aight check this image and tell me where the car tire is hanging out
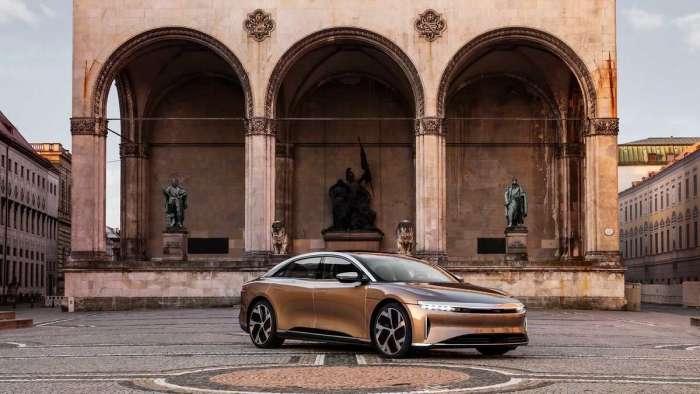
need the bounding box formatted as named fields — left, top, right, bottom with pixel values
left=476, top=346, right=516, bottom=356
left=248, top=299, right=284, bottom=348
left=371, top=302, right=412, bottom=358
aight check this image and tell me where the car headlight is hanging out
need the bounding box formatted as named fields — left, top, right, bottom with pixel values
left=418, top=301, right=457, bottom=312
left=515, top=304, right=526, bottom=313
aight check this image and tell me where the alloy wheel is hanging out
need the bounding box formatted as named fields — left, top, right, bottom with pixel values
left=249, top=303, right=272, bottom=345
left=374, top=307, right=408, bottom=356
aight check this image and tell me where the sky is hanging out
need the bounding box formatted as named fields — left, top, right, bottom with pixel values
left=0, top=0, right=699, bottom=227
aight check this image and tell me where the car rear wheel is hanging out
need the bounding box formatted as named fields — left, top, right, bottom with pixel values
left=476, top=346, right=516, bottom=356
left=248, top=300, right=284, bottom=348
left=371, top=302, right=412, bottom=358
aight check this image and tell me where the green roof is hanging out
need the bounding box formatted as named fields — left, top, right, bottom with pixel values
left=618, top=144, right=691, bottom=165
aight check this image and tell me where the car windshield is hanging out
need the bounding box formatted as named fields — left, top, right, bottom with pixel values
left=355, top=254, right=457, bottom=283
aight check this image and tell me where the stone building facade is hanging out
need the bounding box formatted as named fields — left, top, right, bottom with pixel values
left=32, top=143, right=72, bottom=295
left=620, top=144, right=700, bottom=284
left=68, top=0, right=623, bottom=310
left=618, top=137, right=699, bottom=191
left=0, top=113, right=60, bottom=298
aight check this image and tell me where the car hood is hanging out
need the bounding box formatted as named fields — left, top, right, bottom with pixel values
left=379, top=282, right=520, bottom=305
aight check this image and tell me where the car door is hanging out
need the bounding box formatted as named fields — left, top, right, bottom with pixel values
left=266, top=256, right=321, bottom=331
left=314, top=256, right=368, bottom=340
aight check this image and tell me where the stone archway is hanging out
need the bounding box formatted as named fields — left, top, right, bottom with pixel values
left=89, top=27, right=253, bottom=260
left=265, top=27, right=425, bottom=119
left=437, top=27, right=600, bottom=263
left=265, top=28, right=425, bottom=254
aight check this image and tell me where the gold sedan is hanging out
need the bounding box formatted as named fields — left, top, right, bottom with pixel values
left=239, top=252, right=528, bottom=358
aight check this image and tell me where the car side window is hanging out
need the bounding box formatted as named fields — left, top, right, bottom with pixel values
left=273, top=257, right=321, bottom=279
left=321, top=256, right=362, bottom=280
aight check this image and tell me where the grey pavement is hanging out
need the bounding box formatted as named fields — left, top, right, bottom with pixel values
left=0, top=305, right=698, bottom=393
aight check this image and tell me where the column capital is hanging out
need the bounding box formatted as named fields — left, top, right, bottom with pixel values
left=119, top=143, right=149, bottom=159
left=245, top=117, right=276, bottom=136
left=70, top=117, right=107, bottom=136
left=415, top=117, right=445, bottom=136
left=587, top=117, right=619, bottom=137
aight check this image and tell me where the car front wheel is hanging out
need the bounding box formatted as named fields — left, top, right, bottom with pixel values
left=371, top=302, right=412, bottom=358
left=248, top=300, right=284, bottom=348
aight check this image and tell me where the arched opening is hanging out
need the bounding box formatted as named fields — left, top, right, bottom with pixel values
left=440, top=28, right=593, bottom=263
left=269, top=29, right=423, bottom=253
left=96, top=28, right=251, bottom=260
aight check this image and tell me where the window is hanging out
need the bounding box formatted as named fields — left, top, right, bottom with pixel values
left=696, top=221, right=698, bottom=248
left=655, top=195, right=658, bottom=211
left=321, top=256, right=362, bottom=279
left=679, top=226, right=683, bottom=249
left=694, top=175, right=698, bottom=196
left=661, top=193, right=664, bottom=209
left=687, top=223, right=691, bottom=249
left=686, top=179, right=690, bottom=199
left=679, top=183, right=682, bottom=202
left=655, top=233, right=659, bottom=254
left=661, top=231, right=665, bottom=253
left=272, top=257, right=321, bottom=279
left=667, top=229, right=670, bottom=251
left=356, top=254, right=456, bottom=283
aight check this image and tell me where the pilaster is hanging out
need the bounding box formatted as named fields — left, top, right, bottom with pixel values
left=244, top=118, right=276, bottom=259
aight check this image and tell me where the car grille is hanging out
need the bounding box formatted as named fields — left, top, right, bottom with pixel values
left=441, top=333, right=528, bottom=345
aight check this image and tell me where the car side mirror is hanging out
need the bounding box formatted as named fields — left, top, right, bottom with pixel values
left=454, top=274, right=464, bottom=283
left=336, top=271, right=363, bottom=283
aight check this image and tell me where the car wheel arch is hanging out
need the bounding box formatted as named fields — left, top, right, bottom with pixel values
left=369, top=298, right=412, bottom=339
left=247, top=296, right=276, bottom=321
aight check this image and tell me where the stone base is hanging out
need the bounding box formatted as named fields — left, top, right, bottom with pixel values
left=323, top=231, right=383, bottom=251
left=64, top=269, right=265, bottom=312
left=161, top=232, right=188, bottom=261
left=449, top=266, right=626, bottom=310
left=505, top=226, right=528, bottom=265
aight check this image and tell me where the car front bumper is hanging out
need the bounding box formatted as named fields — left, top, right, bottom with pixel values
left=406, top=304, right=528, bottom=348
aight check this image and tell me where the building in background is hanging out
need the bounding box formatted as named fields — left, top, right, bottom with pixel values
left=32, top=143, right=71, bottom=295
left=0, top=112, right=60, bottom=298
left=68, top=0, right=623, bottom=311
left=618, top=137, right=700, bottom=191
left=620, top=142, right=700, bottom=284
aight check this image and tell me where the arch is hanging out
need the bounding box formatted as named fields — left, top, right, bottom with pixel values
left=436, top=27, right=597, bottom=119
left=265, top=27, right=425, bottom=118
left=92, top=27, right=253, bottom=119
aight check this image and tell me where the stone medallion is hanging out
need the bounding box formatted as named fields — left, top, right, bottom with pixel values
left=142, top=363, right=522, bottom=393
left=244, top=9, right=275, bottom=42
left=415, top=9, right=446, bottom=42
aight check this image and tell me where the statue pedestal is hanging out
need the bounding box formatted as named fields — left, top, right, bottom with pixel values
left=162, top=231, right=188, bottom=261
left=505, top=226, right=528, bottom=266
left=323, top=231, right=383, bottom=252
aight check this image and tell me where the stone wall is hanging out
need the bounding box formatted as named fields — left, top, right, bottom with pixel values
left=452, top=267, right=626, bottom=309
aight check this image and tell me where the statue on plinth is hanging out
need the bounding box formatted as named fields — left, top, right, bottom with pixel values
left=323, top=139, right=379, bottom=233
left=396, top=220, right=415, bottom=255
left=163, top=178, right=187, bottom=232
left=504, top=177, right=527, bottom=229
left=271, top=220, right=288, bottom=255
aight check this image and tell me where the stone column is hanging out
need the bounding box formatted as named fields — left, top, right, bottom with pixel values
left=244, top=118, right=275, bottom=261
left=414, top=117, right=447, bottom=263
left=275, top=142, right=293, bottom=251
left=584, top=118, right=620, bottom=266
left=70, top=117, right=108, bottom=261
left=119, top=142, right=148, bottom=260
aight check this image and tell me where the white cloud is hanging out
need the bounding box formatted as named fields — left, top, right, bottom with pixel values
left=675, top=13, right=700, bottom=53
left=0, top=0, right=40, bottom=25
left=39, top=3, right=55, bottom=19
left=623, top=8, right=665, bottom=30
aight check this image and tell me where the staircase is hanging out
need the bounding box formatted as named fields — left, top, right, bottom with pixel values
left=0, top=311, right=33, bottom=330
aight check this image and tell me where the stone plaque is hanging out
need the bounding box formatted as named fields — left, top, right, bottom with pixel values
left=162, top=232, right=188, bottom=261
left=323, top=231, right=383, bottom=252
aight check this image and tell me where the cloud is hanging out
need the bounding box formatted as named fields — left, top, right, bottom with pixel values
left=675, top=13, right=700, bottom=53
left=622, top=8, right=665, bottom=30
left=0, top=0, right=54, bottom=26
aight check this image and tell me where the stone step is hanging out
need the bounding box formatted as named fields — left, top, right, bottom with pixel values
left=0, top=318, right=33, bottom=330
left=0, top=311, right=16, bottom=320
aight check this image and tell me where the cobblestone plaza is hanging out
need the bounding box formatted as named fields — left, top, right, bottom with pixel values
left=0, top=307, right=698, bottom=393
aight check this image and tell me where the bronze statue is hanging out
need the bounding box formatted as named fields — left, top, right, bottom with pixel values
left=324, top=140, right=379, bottom=233
left=163, top=178, right=187, bottom=231
left=505, top=177, right=527, bottom=228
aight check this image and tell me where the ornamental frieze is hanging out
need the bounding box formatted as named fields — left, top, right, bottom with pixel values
left=119, top=143, right=149, bottom=158
left=415, top=117, right=445, bottom=136
left=245, top=117, right=275, bottom=135
left=70, top=117, right=106, bottom=136
left=244, top=9, right=275, bottom=42
left=588, top=118, right=619, bottom=136
left=415, top=9, right=446, bottom=42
